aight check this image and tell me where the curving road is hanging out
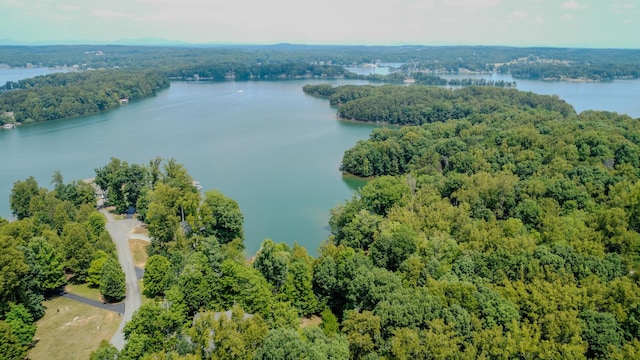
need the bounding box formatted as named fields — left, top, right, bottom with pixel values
left=101, top=209, right=143, bottom=350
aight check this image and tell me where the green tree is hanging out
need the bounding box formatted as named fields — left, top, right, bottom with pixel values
left=178, top=252, right=215, bottom=316
left=303, top=326, right=350, bottom=360
left=370, top=222, right=417, bottom=272
left=100, top=257, right=126, bottom=302
left=87, top=251, right=109, bottom=288
left=266, top=301, right=300, bottom=330
left=347, top=266, right=402, bottom=312
left=144, top=254, right=172, bottom=297
left=320, top=307, right=339, bottom=336
left=90, top=340, right=119, bottom=360
left=218, top=260, right=273, bottom=317
left=10, top=176, right=40, bottom=220
left=0, top=235, right=29, bottom=314
left=359, top=176, right=410, bottom=216
left=95, top=157, right=150, bottom=213
left=60, top=222, right=95, bottom=281
left=254, top=328, right=307, bottom=360
left=200, top=190, right=244, bottom=243
left=338, top=209, right=382, bottom=250
left=282, top=258, right=318, bottom=316
left=19, top=236, right=66, bottom=293
left=0, top=320, right=26, bottom=360
left=341, top=310, right=382, bottom=360
left=84, top=212, right=107, bottom=239
left=476, top=285, right=520, bottom=330
left=5, top=303, right=36, bottom=349
left=580, top=310, right=624, bottom=358
left=253, top=239, right=290, bottom=292
left=190, top=306, right=268, bottom=360
left=52, top=200, right=78, bottom=234
left=147, top=201, right=179, bottom=255
left=123, top=301, right=185, bottom=355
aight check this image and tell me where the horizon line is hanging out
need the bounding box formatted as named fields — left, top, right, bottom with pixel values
left=0, top=38, right=639, bottom=51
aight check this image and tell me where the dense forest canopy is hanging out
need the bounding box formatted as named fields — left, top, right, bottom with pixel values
left=304, top=84, right=574, bottom=126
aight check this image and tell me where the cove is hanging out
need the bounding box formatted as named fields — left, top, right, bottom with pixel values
left=0, top=72, right=375, bottom=254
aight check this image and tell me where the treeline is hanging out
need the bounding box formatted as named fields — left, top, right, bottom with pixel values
left=1, top=173, right=122, bottom=358
left=446, top=77, right=516, bottom=87
left=3, top=45, right=640, bottom=82
left=0, top=69, right=169, bottom=123
left=499, top=62, right=640, bottom=81
left=303, top=84, right=573, bottom=126
left=357, top=72, right=516, bottom=88
left=167, top=62, right=351, bottom=81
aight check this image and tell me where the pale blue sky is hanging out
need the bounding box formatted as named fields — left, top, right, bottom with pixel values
left=0, top=0, right=638, bottom=48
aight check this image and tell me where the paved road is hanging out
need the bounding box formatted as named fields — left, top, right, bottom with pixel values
left=62, top=292, right=125, bottom=314
left=101, top=210, right=143, bottom=350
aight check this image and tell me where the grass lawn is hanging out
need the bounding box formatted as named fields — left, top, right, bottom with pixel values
left=129, top=238, right=150, bottom=268
left=65, top=283, right=102, bottom=302
left=29, top=297, right=120, bottom=360
left=131, top=224, right=149, bottom=235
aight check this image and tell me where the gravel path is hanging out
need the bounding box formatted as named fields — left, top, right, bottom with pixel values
left=101, top=210, right=143, bottom=350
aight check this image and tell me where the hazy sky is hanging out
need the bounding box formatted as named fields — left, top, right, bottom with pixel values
left=1, top=0, right=638, bottom=48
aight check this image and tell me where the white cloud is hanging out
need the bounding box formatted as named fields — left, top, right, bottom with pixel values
left=562, top=1, right=589, bottom=10
left=535, top=16, right=545, bottom=23
left=511, top=11, right=528, bottom=19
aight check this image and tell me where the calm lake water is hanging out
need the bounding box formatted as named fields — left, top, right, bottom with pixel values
left=1, top=68, right=639, bottom=254
left=441, top=73, right=640, bottom=118
left=0, top=68, right=373, bottom=254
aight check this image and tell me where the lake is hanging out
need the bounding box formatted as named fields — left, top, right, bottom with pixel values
left=441, top=73, right=640, bottom=117
left=1, top=68, right=639, bottom=255
left=0, top=68, right=375, bottom=254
